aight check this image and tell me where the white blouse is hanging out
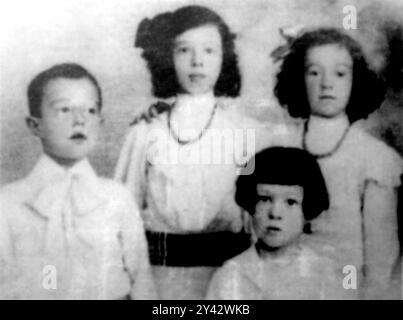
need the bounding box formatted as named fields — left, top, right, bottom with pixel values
left=115, top=99, right=290, bottom=233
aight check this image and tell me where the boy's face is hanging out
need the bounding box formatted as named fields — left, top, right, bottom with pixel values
left=253, top=184, right=304, bottom=249
left=173, top=24, right=223, bottom=96
left=28, top=77, right=102, bottom=166
left=304, top=44, right=353, bottom=119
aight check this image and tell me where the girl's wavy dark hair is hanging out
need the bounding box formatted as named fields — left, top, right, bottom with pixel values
left=135, top=5, right=241, bottom=98
left=274, top=28, right=386, bottom=123
left=235, top=147, right=329, bottom=222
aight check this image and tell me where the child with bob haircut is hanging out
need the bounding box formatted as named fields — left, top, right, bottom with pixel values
left=115, top=5, right=284, bottom=299
left=0, top=63, right=156, bottom=299
left=206, top=147, right=351, bottom=299
left=274, top=27, right=402, bottom=298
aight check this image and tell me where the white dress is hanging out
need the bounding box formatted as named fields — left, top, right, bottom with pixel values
left=206, top=241, right=353, bottom=300
left=115, top=98, right=290, bottom=299
left=290, top=116, right=402, bottom=294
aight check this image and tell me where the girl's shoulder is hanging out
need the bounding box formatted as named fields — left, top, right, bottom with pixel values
left=207, top=247, right=260, bottom=300
left=213, top=98, right=244, bottom=125
left=129, top=100, right=172, bottom=127
left=124, top=101, right=171, bottom=138
left=348, top=124, right=403, bottom=186
left=348, top=124, right=401, bottom=159
left=296, top=243, right=341, bottom=282
left=224, top=246, right=262, bottom=278
left=116, top=104, right=169, bottom=166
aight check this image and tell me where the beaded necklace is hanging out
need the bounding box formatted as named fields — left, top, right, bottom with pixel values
left=302, top=119, right=351, bottom=159
left=167, top=103, right=217, bottom=145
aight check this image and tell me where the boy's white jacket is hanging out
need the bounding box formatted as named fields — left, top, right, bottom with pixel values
left=0, top=154, right=156, bottom=300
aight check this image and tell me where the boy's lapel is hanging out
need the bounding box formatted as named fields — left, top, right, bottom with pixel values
left=24, top=156, right=108, bottom=254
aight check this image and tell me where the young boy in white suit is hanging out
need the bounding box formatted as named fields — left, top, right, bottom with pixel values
left=0, top=63, right=156, bottom=299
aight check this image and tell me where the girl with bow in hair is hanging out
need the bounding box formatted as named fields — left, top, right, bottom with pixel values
left=274, top=27, right=402, bottom=298
left=115, top=5, right=284, bottom=299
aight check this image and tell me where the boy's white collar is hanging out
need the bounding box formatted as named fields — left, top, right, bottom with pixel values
left=26, top=154, right=104, bottom=220
left=28, top=154, right=98, bottom=189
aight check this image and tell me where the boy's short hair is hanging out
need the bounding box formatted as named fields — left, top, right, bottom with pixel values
left=27, top=63, right=102, bottom=118
left=274, top=28, right=386, bottom=123
left=134, top=5, right=241, bottom=98
left=235, top=147, right=329, bottom=221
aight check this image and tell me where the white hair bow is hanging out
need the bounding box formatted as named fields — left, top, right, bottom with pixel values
left=271, top=25, right=306, bottom=62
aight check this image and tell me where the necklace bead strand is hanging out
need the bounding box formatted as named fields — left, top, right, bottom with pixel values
left=302, top=119, right=351, bottom=159
left=167, top=103, right=218, bottom=146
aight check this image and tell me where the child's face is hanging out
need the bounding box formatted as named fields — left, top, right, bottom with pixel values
left=29, top=77, right=101, bottom=166
left=173, top=24, right=223, bottom=96
left=253, top=184, right=304, bottom=249
left=304, top=44, right=353, bottom=118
